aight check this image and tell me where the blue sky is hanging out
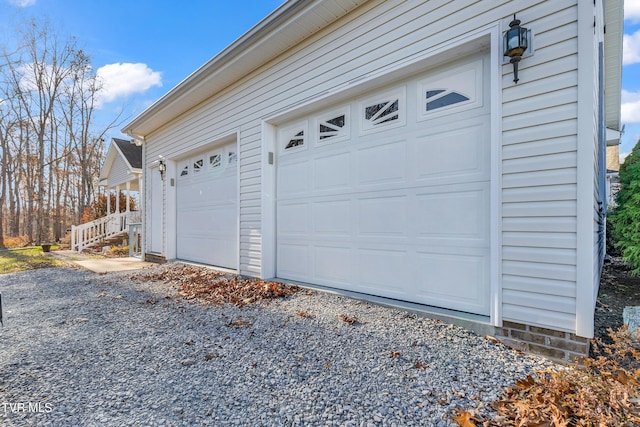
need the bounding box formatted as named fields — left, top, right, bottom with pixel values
left=622, top=1, right=640, bottom=160
left=0, top=0, right=284, bottom=137
left=0, top=0, right=638, bottom=160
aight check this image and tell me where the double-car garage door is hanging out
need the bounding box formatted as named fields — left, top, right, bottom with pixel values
left=276, top=55, right=491, bottom=315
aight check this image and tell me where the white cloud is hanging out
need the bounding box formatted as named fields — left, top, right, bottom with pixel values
left=620, top=152, right=630, bottom=164
left=7, top=0, right=36, bottom=7
left=623, top=30, right=640, bottom=65
left=622, top=90, right=640, bottom=124
left=626, top=0, right=640, bottom=23
left=95, top=63, right=162, bottom=107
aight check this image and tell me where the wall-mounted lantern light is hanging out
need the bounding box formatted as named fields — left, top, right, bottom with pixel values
left=503, top=14, right=528, bottom=83
left=158, top=159, right=166, bottom=180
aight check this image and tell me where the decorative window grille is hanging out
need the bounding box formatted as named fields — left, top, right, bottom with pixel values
left=285, top=130, right=305, bottom=150
left=360, top=88, right=405, bottom=133
left=193, top=158, right=204, bottom=173
left=319, top=115, right=346, bottom=140
left=209, top=153, right=221, bottom=168
left=180, top=164, right=189, bottom=177
left=365, top=100, right=399, bottom=126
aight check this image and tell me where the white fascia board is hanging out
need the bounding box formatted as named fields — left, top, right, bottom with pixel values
left=604, top=0, right=623, bottom=130
left=98, top=143, right=119, bottom=181
left=606, top=127, right=621, bottom=146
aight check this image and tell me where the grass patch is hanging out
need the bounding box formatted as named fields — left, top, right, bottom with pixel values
left=0, top=246, right=65, bottom=274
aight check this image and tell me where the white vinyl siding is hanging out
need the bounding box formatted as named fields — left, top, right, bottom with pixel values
left=138, top=0, right=600, bottom=335
left=105, top=155, right=133, bottom=188
left=501, top=2, right=580, bottom=332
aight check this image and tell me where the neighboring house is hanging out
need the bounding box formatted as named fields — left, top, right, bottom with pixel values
left=606, top=169, right=621, bottom=208
left=122, top=0, right=624, bottom=361
left=98, top=137, right=143, bottom=198
left=71, top=138, right=142, bottom=252
left=605, top=143, right=621, bottom=207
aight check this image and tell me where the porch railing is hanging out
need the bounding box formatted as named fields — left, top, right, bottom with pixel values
left=71, top=211, right=141, bottom=252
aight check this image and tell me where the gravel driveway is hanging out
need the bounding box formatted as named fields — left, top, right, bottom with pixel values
left=0, top=265, right=555, bottom=426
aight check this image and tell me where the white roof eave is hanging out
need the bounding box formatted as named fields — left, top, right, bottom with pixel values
left=604, top=0, right=623, bottom=132
left=122, top=0, right=366, bottom=138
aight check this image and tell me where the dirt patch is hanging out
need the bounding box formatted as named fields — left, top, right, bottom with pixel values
left=594, top=257, right=640, bottom=346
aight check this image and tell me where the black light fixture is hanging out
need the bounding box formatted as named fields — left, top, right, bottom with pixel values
left=503, top=14, right=528, bottom=83
left=158, top=159, right=166, bottom=180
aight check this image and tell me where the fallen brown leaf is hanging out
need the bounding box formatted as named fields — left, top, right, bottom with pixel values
left=296, top=310, right=313, bottom=318
left=452, top=409, right=480, bottom=427
left=228, top=318, right=252, bottom=327
left=339, top=314, right=357, bottom=325
left=131, top=265, right=301, bottom=306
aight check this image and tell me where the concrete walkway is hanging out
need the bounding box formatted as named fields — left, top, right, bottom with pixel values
left=49, top=250, right=156, bottom=274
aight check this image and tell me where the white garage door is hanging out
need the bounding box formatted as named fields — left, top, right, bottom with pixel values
left=276, top=55, right=491, bottom=315
left=176, top=142, right=238, bottom=269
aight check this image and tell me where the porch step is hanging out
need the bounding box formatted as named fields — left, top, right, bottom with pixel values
left=144, top=253, right=167, bottom=264
left=81, top=233, right=129, bottom=254
left=71, top=211, right=141, bottom=252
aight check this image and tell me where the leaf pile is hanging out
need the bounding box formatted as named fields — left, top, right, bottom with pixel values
left=132, top=264, right=300, bottom=306
left=454, top=327, right=640, bottom=426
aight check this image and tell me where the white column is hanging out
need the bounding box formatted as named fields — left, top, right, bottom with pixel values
left=106, top=188, right=111, bottom=215
left=126, top=181, right=131, bottom=213
left=115, top=185, right=120, bottom=213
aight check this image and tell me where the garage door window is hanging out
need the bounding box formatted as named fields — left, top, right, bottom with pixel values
left=193, top=158, right=204, bottom=174
left=228, top=151, right=237, bottom=164
left=209, top=152, right=222, bottom=169
left=360, top=87, right=405, bottom=133
left=425, top=90, right=470, bottom=111
left=418, top=59, right=482, bottom=120
left=179, top=162, right=189, bottom=178
left=317, top=108, right=349, bottom=144
left=285, top=131, right=305, bottom=149
left=281, top=121, right=308, bottom=153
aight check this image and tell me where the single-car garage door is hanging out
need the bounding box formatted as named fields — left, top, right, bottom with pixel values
left=176, top=142, right=238, bottom=269
left=276, top=55, right=491, bottom=315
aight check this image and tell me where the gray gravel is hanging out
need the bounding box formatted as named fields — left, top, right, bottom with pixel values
left=0, top=265, right=556, bottom=426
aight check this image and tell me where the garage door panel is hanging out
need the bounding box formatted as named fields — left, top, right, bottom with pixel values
left=178, top=206, right=236, bottom=231
left=357, top=195, right=408, bottom=237
left=414, top=186, right=488, bottom=240
left=415, top=251, right=489, bottom=314
left=312, top=200, right=351, bottom=236
left=314, top=245, right=353, bottom=285
left=313, top=151, right=351, bottom=191
left=414, top=121, right=490, bottom=183
left=356, top=138, right=408, bottom=186
left=278, top=161, right=310, bottom=198
left=357, top=248, right=410, bottom=295
left=277, top=243, right=310, bottom=279
left=209, top=174, right=237, bottom=200
left=178, top=235, right=236, bottom=267
left=277, top=202, right=310, bottom=235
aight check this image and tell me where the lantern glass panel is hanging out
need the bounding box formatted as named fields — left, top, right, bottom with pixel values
left=504, top=27, right=527, bottom=57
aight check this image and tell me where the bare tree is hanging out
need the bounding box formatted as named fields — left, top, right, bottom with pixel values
left=0, top=18, right=117, bottom=245
left=62, top=48, right=107, bottom=221
left=0, top=16, right=120, bottom=246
